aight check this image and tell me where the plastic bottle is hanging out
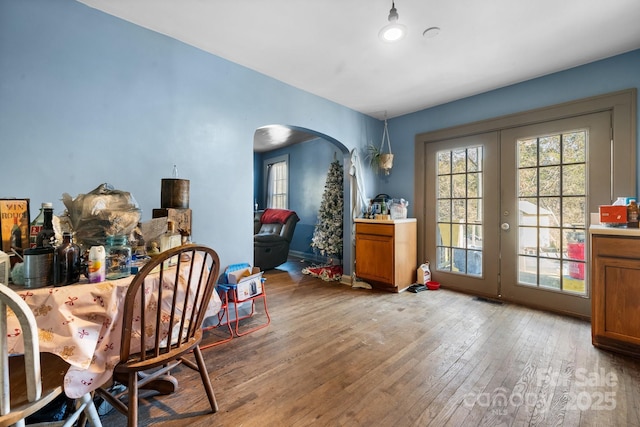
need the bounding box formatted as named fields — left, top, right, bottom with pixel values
left=88, top=245, right=106, bottom=283
left=417, top=261, right=432, bottom=285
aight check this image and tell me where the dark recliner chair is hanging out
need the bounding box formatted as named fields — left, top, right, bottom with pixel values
left=254, top=209, right=300, bottom=270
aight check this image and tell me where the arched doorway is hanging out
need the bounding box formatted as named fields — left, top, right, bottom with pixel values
left=253, top=124, right=353, bottom=278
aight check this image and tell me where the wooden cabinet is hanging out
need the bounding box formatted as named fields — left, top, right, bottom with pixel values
left=591, top=230, right=640, bottom=357
left=355, top=219, right=416, bottom=292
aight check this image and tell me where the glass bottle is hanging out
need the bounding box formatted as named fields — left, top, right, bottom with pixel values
left=627, top=200, right=639, bottom=228
left=30, top=202, right=51, bottom=248
left=10, top=216, right=23, bottom=252
left=160, top=221, right=181, bottom=266
left=105, top=235, right=131, bottom=280
left=35, top=205, right=56, bottom=247
left=56, top=232, right=81, bottom=285
left=132, top=222, right=147, bottom=258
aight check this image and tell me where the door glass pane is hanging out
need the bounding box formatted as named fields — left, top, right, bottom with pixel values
left=438, top=175, right=450, bottom=198
left=436, top=146, right=483, bottom=277
left=518, top=169, right=537, bottom=196
left=437, top=246, right=450, bottom=271
left=437, top=200, right=450, bottom=222
left=438, top=151, right=451, bottom=174
left=516, top=130, right=587, bottom=295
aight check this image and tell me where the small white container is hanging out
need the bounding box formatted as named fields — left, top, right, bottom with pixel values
left=417, top=261, right=431, bottom=285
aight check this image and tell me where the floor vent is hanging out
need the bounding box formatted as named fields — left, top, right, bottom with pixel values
left=473, top=296, right=503, bottom=305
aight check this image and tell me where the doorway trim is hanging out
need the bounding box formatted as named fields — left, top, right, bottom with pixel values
left=414, top=89, right=636, bottom=305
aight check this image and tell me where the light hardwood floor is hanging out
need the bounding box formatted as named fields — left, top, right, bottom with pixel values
left=100, top=259, right=640, bottom=426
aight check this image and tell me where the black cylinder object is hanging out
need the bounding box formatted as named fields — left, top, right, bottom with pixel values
left=161, top=179, right=190, bottom=209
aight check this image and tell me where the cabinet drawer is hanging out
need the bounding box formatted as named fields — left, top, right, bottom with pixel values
left=356, top=223, right=393, bottom=237
left=593, top=235, right=640, bottom=259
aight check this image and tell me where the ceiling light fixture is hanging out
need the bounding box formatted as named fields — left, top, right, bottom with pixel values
left=378, top=1, right=406, bottom=42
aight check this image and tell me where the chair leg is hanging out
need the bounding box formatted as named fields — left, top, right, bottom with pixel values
left=80, top=392, right=102, bottom=427
left=128, top=371, right=139, bottom=427
left=193, top=345, right=218, bottom=413
left=62, top=393, right=99, bottom=427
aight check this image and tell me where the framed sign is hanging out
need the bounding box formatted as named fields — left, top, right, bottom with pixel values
left=0, top=199, right=30, bottom=254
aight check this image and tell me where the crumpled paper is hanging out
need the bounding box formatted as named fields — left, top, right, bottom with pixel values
left=62, top=183, right=141, bottom=248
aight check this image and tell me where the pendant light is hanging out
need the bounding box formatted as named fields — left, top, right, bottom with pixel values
left=379, top=1, right=406, bottom=42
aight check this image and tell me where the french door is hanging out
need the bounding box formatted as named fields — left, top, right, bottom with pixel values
left=425, top=132, right=500, bottom=298
left=500, top=112, right=611, bottom=316
left=424, top=112, right=611, bottom=317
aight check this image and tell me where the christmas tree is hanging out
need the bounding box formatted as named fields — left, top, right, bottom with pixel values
left=311, top=158, right=344, bottom=262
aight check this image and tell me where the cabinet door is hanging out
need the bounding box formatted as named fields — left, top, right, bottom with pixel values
left=355, top=232, right=394, bottom=284
left=593, top=255, right=640, bottom=346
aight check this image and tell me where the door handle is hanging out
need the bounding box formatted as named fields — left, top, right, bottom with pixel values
left=501, top=223, right=510, bottom=231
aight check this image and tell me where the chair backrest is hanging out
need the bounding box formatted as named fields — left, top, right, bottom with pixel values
left=119, top=244, right=220, bottom=369
left=256, top=209, right=300, bottom=242
left=0, top=283, right=42, bottom=418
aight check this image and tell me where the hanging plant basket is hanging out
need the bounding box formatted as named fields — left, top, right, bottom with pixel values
left=379, top=153, right=394, bottom=175
left=366, top=117, right=394, bottom=175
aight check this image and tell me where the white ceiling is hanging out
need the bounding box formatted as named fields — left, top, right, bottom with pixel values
left=77, top=0, right=640, bottom=121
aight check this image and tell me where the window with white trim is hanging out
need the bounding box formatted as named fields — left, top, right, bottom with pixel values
left=266, top=158, right=288, bottom=209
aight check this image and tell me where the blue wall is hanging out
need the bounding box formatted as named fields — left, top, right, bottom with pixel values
left=0, top=0, right=381, bottom=275
left=381, top=49, right=640, bottom=210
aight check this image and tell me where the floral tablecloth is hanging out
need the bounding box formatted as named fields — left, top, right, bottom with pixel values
left=7, top=265, right=221, bottom=399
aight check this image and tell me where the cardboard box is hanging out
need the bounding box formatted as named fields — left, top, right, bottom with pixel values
left=227, top=267, right=263, bottom=302
left=599, top=205, right=627, bottom=225
left=0, top=199, right=30, bottom=255
left=152, top=208, right=192, bottom=235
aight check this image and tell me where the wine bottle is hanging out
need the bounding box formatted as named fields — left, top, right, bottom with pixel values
left=10, top=216, right=22, bottom=251
left=30, top=202, right=52, bottom=248
left=36, top=206, right=56, bottom=247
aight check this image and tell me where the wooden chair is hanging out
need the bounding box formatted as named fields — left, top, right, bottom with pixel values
left=95, top=244, right=220, bottom=427
left=0, top=283, right=102, bottom=427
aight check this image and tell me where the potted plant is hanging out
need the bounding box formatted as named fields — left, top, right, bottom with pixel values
left=366, top=119, right=394, bottom=175
left=366, top=145, right=394, bottom=175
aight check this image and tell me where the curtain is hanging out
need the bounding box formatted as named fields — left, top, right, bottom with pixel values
left=267, top=161, right=287, bottom=209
